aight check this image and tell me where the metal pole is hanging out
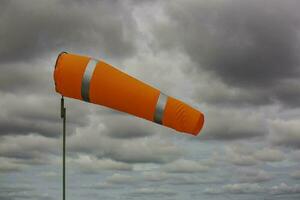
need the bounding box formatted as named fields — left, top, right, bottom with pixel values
left=61, top=96, right=66, bottom=200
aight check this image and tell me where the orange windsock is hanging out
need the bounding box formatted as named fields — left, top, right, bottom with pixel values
left=53, top=52, right=204, bottom=136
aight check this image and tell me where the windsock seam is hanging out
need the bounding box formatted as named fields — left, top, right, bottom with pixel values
left=154, top=93, right=168, bottom=124
left=81, top=58, right=98, bottom=102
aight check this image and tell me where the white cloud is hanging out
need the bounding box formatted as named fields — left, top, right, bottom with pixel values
left=290, top=170, right=300, bottom=179
left=68, top=120, right=183, bottom=164
left=203, top=187, right=222, bottom=195
left=254, top=148, right=285, bottom=162
left=201, top=106, right=267, bottom=140
left=0, top=157, right=24, bottom=173
left=238, top=169, right=272, bottom=183
left=223, top=183, right=265, bottom=194
left=0, top=134, right=59, bottom=165
left=205, top=182, right=300, bottom=195
left=142, top=171, right=169, bottom=182
left=269, top=119, right=300, bottom=148
left=270, top=182, right=300, bottom=195
left=105, top=173, right=136, bottom=184
left=128, top=187, right=177, bottom=197
left=162, top=159, right=209, bottom=173
left=70, top=155, right=132, bottom=173
left=225, top=145, right=258, bottom=166
left=289, top=150, right=300, bottom=162
left=224, top=145, right=286, bottom=167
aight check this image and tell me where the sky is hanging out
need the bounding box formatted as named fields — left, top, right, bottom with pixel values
left=1, top=0, right=300, bottom=199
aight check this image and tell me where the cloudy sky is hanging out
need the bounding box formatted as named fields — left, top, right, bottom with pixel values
left=1, top=0, right=300, bottom=199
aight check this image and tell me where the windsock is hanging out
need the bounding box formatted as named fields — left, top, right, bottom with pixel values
left=53, top=52, right=204, bottom=136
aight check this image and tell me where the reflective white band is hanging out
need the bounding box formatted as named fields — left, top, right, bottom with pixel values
left=81, top=58, right=98, bottom=102
left=154, top=93, right=168, bottom=124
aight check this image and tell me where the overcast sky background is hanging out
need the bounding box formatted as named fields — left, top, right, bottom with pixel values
left=1, top=0, right=300, bottom=199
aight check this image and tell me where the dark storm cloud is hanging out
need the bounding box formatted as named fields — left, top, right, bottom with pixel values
left=102, top=115, right=155, bottom=139
left=269, top=119, right=300, bottom=148
left=200, top=106, right=267, bottom=140
left=271, top=78, right=300, bottom=108
left=0, top=0, right=139, bottom=139
left=0, top=135, right=58, bottom=164
left=0, top=63, right=49, bottom=94
left=162, top=0, right=300, bottom=86
left=0, top=94, right=89, bottom=137
left=68, top=122, right=183, bottom=164
left=154, top=0, right=300, bottom=106
left=0, top=0, right=137, bottom=63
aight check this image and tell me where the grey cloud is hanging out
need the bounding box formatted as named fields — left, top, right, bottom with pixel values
left=205, top=182, right=300, bottom=196
left=1, top=1, right=300, bottom=199
left=225, top=147, right=258, bottom=166
left=98, top=139, right=182, bottom=164
left=223, top=183, right=265, bottom=194
left=142, top=171, right=224, bottom=185
left=200, top=106, right=267, bottom=140
left=272, top=78, right=300, bottom=108
left=127, top=188, right=177, bottom=198
left=70, top=155, right=132, bottom=173
left=93, top=173, right=138, bottom=190
left=162, top=159, right=209, bottom=173
left=0, top=61, right=51, bottom=94
left=0, top=94, right=90, bottom=137
left=153, top=0, right=300, bottom=107
left=221, top=144, right=286, bottom=169
left=0, top=157, right=24, bottom=173
left=102, top=115, right=155, bottom=139
left=68, top=121, right=183, bottom=164
left=0, top=185, right=53, bottom=200
left=104, top=173, right=136, bottom=184
left=93, top=182, right=121, bottom=190
left=0, top=0, right=137, bottom=63
left=142, top=171, right=169, bottom=182
left=167, top=174, right=223, bottom=186
left=0, top=135, right=58, bottom=165
left=0, top=117, right=60, bottom=138
left=238, top=169, right=272, bottom=183
left=0, top=0, right=138, bottom=145
left=205, top=183, right=265, bottom=195
left=223, top=144, right=286, bottom=167
left=269, top=119, right=300, bottom=148
left=192, top=74, right=273, bottom=107
left=203, top=187, right=222, bottom=195
left=290, top=150, right=300, bottom=162
left=162, top=0, right=300, bottom=86
left=270, top=182, right=300, bottom=195
left=290, top=170, right=300, bottom=179
left=253, top=148, right=285, bottom=162
left=0, top=55, right=91, bottom=141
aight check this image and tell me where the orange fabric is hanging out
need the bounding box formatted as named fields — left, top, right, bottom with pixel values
left=54, top=53, right=89, bottom=100
left=163, top=97, right=204, bottom=136
left=89, top=60, right=160, bottom=121
left=53, top=53, right=204, bottom=136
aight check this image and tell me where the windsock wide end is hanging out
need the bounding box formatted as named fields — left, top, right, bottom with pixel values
left=54, top=52, right=68, bottom=94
